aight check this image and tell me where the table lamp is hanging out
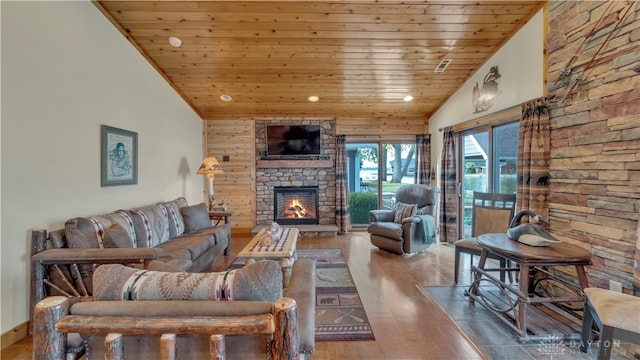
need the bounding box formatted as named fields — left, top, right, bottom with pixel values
left=197, top=156, right=224, bottom=211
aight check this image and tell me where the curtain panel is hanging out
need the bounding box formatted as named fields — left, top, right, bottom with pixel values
left=415, top=134, right=432, bottom=185
left=440, top=127, right=458, bottom=243
left=517, top=97, right=551, bottom=220
left=335, top=135, right=352, bottom=233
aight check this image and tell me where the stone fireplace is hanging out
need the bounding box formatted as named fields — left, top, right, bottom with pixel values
left=255, top=120, right=337, bottom=227
left=273, top=186, right=319, bottom=225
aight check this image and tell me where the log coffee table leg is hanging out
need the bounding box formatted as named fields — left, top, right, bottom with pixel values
left=280, top=257, right=295, bottom=288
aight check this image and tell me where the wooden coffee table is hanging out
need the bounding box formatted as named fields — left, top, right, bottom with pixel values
left=237, top=227, right=299, bottom=288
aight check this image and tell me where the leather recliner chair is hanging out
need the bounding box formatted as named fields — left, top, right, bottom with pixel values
left=367, top=184, right=440, bottom=255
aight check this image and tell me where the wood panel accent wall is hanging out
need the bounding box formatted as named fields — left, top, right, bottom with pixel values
left=204, top=120, right=255, bottom=232
left=336, top=118, right=427, bottom=135
left=547, top=1, right=639, bottom=292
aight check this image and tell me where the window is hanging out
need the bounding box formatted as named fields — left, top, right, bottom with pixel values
left=346, top=141, right=416, bottom=227
left=459, top=120, right=519, bottom=238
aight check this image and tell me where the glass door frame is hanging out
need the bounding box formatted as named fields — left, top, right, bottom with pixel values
left=454, top=106, right=521, bottom=237
left=346, top=137, right=417, bottom=227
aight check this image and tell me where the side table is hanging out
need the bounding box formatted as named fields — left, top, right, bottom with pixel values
left=209, top=210, right=234, bottom=255
left=468, top=232, right=592, bottom=342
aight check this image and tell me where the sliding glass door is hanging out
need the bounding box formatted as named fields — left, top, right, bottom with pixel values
left=346, top=141, right=416, bottom=227
left=459, top=121, right=518, bottom=238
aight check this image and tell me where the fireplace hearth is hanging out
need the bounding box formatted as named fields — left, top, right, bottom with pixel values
left=274, top=186, right=319, bottom=225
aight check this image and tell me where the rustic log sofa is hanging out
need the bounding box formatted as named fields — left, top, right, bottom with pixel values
left=33, top=259, right=317, bottom=359
left=31, top=198, right=315, bottom=358
left=30, top=197, right=231, bottom=329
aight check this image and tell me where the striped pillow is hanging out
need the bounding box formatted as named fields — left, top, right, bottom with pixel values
left=393, top=202, right=417, bottom=224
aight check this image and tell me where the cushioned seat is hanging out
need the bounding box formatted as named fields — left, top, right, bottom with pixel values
left=580, top=287, right=640, bottom=360
left=368, top=184, right=439, bottom=255
left=453, top=192, right=516, bottom=284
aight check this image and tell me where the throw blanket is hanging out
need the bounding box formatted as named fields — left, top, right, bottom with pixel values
left=415, top=215, right=436, bottom=245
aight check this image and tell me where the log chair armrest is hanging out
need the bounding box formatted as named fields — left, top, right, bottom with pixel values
left=284, top=259, right=316, bottom=355
left=32, top=248, right=163, bottom=265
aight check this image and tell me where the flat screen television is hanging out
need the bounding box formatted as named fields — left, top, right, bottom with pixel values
left=266, top=125, right=321, bottom=156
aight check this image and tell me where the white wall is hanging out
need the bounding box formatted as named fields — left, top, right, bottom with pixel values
left=428, top=9, right=545, bottom=181
left=1, top=1, right=204, bottom=333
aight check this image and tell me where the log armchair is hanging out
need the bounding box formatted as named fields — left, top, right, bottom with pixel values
left=367, top=184, right=439, bottom=255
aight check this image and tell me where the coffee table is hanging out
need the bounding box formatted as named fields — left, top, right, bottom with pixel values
left=237, top=227, right=299, bottom=288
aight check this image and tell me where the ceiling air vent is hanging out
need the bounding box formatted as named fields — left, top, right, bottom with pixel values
left=434, top=59, right=452, bottom=73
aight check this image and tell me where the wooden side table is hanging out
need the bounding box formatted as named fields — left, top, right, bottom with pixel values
left=209, top=210, right=234, bottom=255
left=467, top=232, right=592, bottom=342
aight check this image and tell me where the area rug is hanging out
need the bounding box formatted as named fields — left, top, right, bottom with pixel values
left=228, top=248, right=375, bottom=341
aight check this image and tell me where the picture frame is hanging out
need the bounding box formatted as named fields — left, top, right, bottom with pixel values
left=101, top=125, right=138, bottom=186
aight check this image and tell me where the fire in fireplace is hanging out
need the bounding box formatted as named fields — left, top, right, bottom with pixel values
left=274, top=186, right=319, bottom=225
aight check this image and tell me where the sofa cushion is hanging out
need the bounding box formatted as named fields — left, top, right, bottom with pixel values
left=93, top=261, right=283, bottom=302
left=66, top=210, right=136, bottom=249
left=393, top=202, right=417, bottom=223
left=131, top=204, right=171, bottom=248
left=161, top=197, right=188, bottom=238
left=181, top=203, right=211, bottom=233
left=103, top=223, right=134, bottom=248
left=155, top=232, right=215, bottom=261
left=148, top=259, right=191, bottom=272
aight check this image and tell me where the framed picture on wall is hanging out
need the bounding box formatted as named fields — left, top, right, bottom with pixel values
left=101, top=125, right=138, bottom=186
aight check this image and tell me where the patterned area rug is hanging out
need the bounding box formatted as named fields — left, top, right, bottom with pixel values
left=229, top=248, right=375, bottom=341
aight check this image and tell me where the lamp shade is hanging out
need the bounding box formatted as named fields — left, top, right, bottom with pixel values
left=197, top=156, right=224, bottom=175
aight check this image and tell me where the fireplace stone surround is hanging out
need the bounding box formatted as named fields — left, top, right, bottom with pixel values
left=255, top=120, right=337, bottom=228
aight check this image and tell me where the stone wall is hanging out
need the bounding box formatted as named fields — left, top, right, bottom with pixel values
left=547, top=1, right=639, bottom=291
left=255, top=120, right=337, bottom=226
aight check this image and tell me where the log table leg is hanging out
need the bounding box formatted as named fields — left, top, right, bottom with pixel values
left=210, top=334, right=225, bottom=360
left=104, top=333, right=123, bottom=360
left=160, top=333, right=177, bottom=360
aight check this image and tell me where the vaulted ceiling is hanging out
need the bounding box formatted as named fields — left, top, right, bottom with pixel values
left=95, top=1, right=545, bottom=122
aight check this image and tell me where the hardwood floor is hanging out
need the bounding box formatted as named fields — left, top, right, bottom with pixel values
left=2, top=231, right=486, bottom=359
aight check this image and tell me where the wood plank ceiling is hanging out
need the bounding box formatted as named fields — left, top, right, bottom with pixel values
left=95, top=1, right=545, bottom=122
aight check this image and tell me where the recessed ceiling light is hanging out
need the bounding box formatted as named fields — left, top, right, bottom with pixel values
left=308, top=95, right=320, bottom=102
left=168, top=36, right=182, bottom=48
left=219, top=95, right=232, bottom=102
left=403, top=95, right=414, bottom=102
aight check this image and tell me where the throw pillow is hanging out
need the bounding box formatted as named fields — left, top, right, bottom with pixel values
left=181, top=202, right=211, bottom=233
left=393, top=202, right=417, bottom=223
left=416, top=205, right=433, bottom=216
left=102, top=223, right=134, bottom=248
left=92, top=261, right=283, bottom=302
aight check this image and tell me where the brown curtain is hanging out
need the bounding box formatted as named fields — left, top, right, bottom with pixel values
left=335, top=135, right=352, bottom=233
left=440, top=127, right=458, bottom=243
left=415, top=134, right=431, bottom=185
left=517, top=97, right=550, bottom=219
